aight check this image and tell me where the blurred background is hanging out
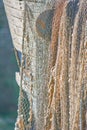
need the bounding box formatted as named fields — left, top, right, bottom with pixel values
left=0, top=0, right=19, bottom=129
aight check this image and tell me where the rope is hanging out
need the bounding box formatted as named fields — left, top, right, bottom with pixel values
left=15, top=0, right=27, bottom=129
left=14, top=48, right=21, bottom=68
left=18, top=0, right=26, bottom=117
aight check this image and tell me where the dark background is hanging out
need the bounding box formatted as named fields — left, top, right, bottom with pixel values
left=0, top=0, right=19, bottom=129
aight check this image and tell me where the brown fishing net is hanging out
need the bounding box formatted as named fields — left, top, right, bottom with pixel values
left=3, top=0, right=87, bottom=130
left=15, top=0, right=87, bottom=130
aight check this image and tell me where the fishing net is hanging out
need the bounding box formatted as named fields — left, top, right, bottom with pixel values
left=3, top=0, right=87, bottom=130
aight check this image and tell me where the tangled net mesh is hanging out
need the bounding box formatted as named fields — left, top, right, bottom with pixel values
left=10, top=0, right=87, bottom=130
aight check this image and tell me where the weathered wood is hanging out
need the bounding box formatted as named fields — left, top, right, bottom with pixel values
left=4, top=5, right=24, bottom=18
left=3, top=0, right=24, bottom=52
left=3, top=0, right=24, bottom=10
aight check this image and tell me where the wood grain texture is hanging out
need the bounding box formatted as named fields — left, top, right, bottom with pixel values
left=3, top=0, right=24, bottom=52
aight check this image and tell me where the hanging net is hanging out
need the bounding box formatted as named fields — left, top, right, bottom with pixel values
left=3, top=0, right=87, bottom=130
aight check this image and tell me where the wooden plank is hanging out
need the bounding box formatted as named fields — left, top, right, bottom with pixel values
left=13, top=41, right=22, bottom=52
left=9, top=23, right=23, bottom=37
left=5, top=12, right=23, bottom=28
left=10, top=31, right=22, bottom=45
left=3, top=1, right=23, bottom=52
left=3, top=0, right=24, bottom=10
left=4, top=4, right=24, bottom=19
